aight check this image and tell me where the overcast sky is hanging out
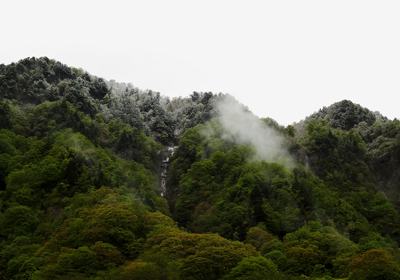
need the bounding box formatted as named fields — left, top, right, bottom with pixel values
left=2, top=1, right=399, bottom=125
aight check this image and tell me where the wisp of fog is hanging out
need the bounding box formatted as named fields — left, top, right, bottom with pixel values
left=205, top=96, right=293, bottom=168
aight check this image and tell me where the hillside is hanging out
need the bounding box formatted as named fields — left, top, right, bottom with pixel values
left=1, top=57, right=400, bottom=279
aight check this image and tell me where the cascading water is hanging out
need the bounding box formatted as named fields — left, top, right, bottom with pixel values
left=159, top=146, right=176, bottom=197
left=305, top=155, right=310, bottom=170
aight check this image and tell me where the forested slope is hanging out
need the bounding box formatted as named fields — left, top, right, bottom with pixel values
left=0, top=57, right=400, bottom=279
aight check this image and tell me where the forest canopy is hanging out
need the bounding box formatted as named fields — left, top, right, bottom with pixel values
left=0, top=57, right=400, bottom=279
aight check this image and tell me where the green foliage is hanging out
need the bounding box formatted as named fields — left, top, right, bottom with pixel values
left=1, top=205, right=39, bottom=236
left=348, top=249, right=400, bottom=280
left=245, top=227, right=276, bottom=250
left=304, top=99, right=378, bottom=130
left=223, top=256, right=279, bottom=280
left=283, top=222, right=357, bottom=277
left=265, top=250, right=288, bottom=271
left=180, top=241, right=259, bottom=280
left=0, top=97, right=14, bottom=129
left=171, top=128, right=294, bottom=237
left=1, top=58, right=400, bottom=280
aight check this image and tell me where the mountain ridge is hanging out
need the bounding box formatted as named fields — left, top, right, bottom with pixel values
left=1, top=57, right=400, bottom=279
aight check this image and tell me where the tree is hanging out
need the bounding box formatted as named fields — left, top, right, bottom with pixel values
left=223, top=257, right=280, bottom=280
left=348, top=249, right=400, bottom=280
left=1, top=205, right=39, bottom=237
left=0, top=97, right=13, bottom=129
left=245, top=227, right=276, bottom=250
left=180, top=245, right=259, bottom=280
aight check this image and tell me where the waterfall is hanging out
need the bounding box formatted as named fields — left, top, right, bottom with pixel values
left=305, top=155, right=310, bottom=170
left=160, top=146, right=177, bottom=197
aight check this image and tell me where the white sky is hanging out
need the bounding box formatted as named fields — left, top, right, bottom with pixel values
left=2, top=1, right=399, bottom=125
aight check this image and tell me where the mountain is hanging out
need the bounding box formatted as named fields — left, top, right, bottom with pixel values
left=0, top=57, right=400, bottom=279
left=294, top=100, right=400, bottom=213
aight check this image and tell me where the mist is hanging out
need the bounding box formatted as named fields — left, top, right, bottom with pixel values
left=206, top=96, right=294, bottom=168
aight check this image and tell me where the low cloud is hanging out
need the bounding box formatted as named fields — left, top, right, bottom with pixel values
left=206, top=96, right=293, bottom=167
